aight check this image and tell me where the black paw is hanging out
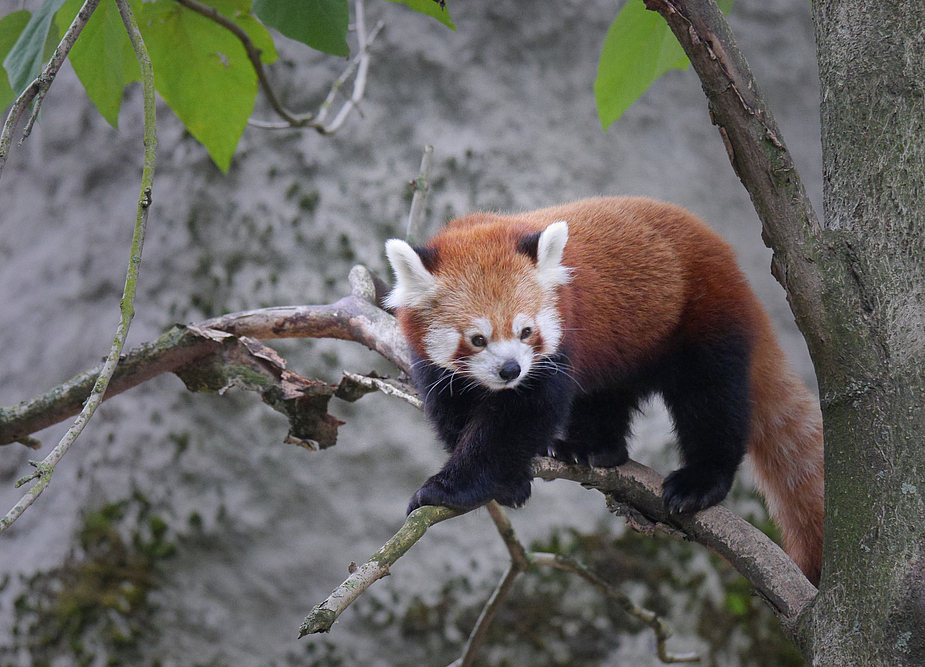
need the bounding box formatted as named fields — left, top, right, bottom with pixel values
left=588, top=449, right=629, bottom=468
left=407, top=477, right=470, bottom=514
left=492, top=475, right=533, bottom=508
left=661, top=466, right=734, bottom=514
left=406, top=474, right=494, bottom=514
left=546, top=439, right=628, bottom=468
left=406, top=473, right=532, bottom=514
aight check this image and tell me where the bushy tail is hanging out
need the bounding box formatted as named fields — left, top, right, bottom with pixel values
left=747, top=344, right=825, bottom=586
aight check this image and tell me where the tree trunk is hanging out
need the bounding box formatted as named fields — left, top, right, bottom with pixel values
left=809, top=1, right=925, bottom=663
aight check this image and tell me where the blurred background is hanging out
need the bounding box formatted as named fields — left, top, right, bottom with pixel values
left=0, top=0, right=820, bottom=664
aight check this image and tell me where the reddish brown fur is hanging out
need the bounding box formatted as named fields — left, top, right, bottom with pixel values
left=398, top=197, right=824, bottom=584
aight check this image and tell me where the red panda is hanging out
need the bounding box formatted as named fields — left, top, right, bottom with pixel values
left=385, top=197, right=824, bottom=586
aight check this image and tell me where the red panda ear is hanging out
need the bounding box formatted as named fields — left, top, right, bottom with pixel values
left=536, top=221, right=571, bottom=288
left=384, top=239, right=437, bottom=309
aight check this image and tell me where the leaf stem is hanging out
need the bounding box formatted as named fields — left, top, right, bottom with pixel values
left=0, top=0, right=156, bottom=535
left=0, top=0, right=102, bottom=182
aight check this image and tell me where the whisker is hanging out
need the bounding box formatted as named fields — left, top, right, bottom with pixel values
left=528, top=357, right=586, bottom=392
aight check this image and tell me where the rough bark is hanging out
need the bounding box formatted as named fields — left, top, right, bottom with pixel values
left=809, top=2, right=925, bottom=664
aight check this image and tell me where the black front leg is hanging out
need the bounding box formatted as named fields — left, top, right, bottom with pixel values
left=408, top=354, right=574, bottom=514
left=412, top=354, right=479, bottom=453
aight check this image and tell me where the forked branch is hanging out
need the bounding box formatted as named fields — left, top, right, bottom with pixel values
left=0, top=272, right=816, bottom=640
left=307, top=499, right=700, bottom=665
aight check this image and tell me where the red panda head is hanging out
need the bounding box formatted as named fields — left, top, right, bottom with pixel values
left=385, top=220, right=571, bottom=390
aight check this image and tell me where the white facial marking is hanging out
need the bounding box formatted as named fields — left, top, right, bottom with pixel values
left=466, top=338, right=535, bottom=390
left=512, top=313, right=534, bottom=338
left=424, top=325, right=460, bottom=368
left=384, top=239, right=436, bottom=309
left=535, top=221, right=572, bottom=290
left=536, top=306, right=563, bottom=353
left=465, top=318, right=493, bottom=344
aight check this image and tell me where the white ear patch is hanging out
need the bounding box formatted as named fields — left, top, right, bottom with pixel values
left=384, top=239, right=436, bottom=309
left=536, top=221, right=571, bottom=289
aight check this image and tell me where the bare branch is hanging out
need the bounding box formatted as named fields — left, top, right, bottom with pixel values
left=449, top=501, right=698, bottom=665
left=0, top=294, right=410, bottom=448
left=485, top=501, right=530, bottom=568
left=533, top=458, right=817, bottom=639
left=641, top=0, right=826, bottom=357
left=530, top=552, right=699, bottom=663
left=299, top=504, right=464, bottom=636
left=199, top=295, right=412, bottom=372
left=0, top=0, right=102, bottom=182
left=405, top=145, right=434, bottom=244
left=340, top=371, right=422, bottom=409
left=0, top=326, right=219, bottom=447
left=0, top=0, right=155, bottom=535
left=193, top=0, right=385, bottom=133
left=449, top=562, right=522, bottom=667
left=0, top=292, right=815, bottom=641
left=449, top=502, right=530, bottom=667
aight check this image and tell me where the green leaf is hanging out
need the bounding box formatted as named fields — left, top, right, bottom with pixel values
left=595, top=0, right=735, bottom=128
left=140, top=0, right=259, bottom=171
left=0, top=10, right=32, bottom=109
left=56, top=0, right=134, bottom=127
left=206, top=0, right=278, bottom=64
left=252, top=0, right=348, bottom=57
left=3, top=0, right=67, bottom=96
left=718, top=0, right=735, bottom=15
left=382, top=0, right=455, bottom=31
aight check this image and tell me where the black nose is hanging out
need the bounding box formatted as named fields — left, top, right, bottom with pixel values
left=499, top=360, right=521, bottom=382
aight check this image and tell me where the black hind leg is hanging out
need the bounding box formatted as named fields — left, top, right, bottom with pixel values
left=660, top=334, right=753, bottom=514
left=548, top=388, right=637, bottom=468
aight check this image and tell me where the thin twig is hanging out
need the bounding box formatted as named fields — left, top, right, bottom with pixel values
left=0, top=0, right=102, bottom=182
left=312, top=0, right=383, bottom=135
left=450, top=563, right=522, bottom=667
left=406, top=145, right=434, bottom=244
left=0, top=0, right=155, bottom=535
left=299, top=504, right=464, bottom=636
left=451, top=501, right=697, bottom=666
left=450, top=502, right=530, bottom=667
left=485, top=501, right=529, bottom=568
left=530, top=552, right=699, bottom=663
left=341, top=372, right=422, bottom=409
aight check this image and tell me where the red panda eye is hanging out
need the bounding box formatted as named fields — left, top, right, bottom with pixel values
left=519, top=327, right=532, bottom=340
left=470, top=334, right=487, bottom=348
